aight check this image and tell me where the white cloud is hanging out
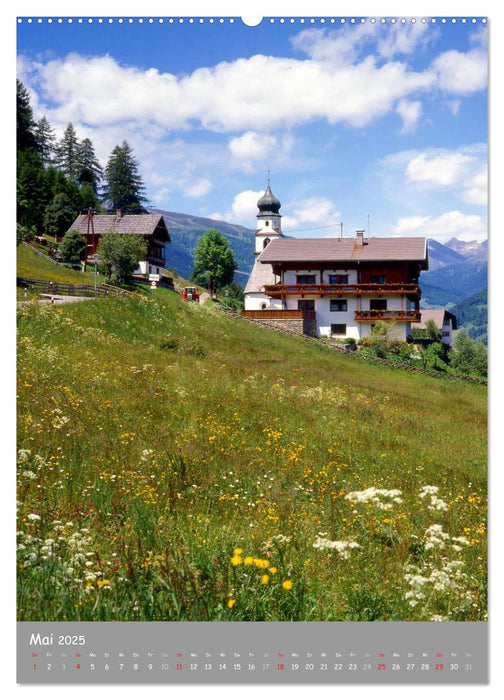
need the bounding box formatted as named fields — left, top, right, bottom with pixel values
left=279, top=197, right=342, bottom=233
left=184, top=178, right=213, bottom=199
left=393, top=210, right=487, bottom=242
left=406, top=151, right=476, bottom=187
left=18, top=39, right=434, bottom=136
left=228, top=132, right=278, bottom=172
left=19, top=24, right=487, bottom=149
left=210, top=189, right=264, bottom=225
left=462, top=167, right=487, bottom=206
left=430, top=46, right=487, bottom=95
left=376, top=22, right=435, bottom=59
left=396, top=99, right=422, bottom=133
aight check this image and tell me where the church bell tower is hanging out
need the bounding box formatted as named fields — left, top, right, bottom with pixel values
left=254, top=177, right=283, bottom=255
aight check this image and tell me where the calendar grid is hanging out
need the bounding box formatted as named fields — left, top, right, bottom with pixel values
left=18, top=621, right=487, bottom=684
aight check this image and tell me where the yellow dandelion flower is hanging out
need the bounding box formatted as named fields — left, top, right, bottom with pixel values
left=227, top=599, right=236, bottom=609
left=268, top=567, right=277, bottom=574
left=282, top=580, right=293, bottom=590
left=233, top=548, right=243, bottom=556
left=254, top=558, right=270, bottom=569
left=230, top=554, right=243, bottom=566
left=261, top=575, right=270, bottom=585
left=244, top=556, right=254, bottom=566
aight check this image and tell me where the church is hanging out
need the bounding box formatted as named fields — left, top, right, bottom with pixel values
left=243, top=183, right=429, bottom=341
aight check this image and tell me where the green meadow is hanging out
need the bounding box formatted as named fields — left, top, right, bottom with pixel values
left=17, top=287, right=487, bottom=622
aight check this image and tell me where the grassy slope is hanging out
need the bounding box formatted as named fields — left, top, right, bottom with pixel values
left=17, top=244, right=97, bottom=284
left=17, top=288, right=487, bottom=622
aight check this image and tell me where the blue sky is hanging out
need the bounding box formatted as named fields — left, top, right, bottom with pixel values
left=16, top=13, right=488, bottom=243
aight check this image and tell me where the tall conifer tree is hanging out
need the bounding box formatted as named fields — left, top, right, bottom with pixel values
left=102, top=141, right=147, bottom=213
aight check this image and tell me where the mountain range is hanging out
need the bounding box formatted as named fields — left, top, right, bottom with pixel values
left=152, top=207, right=487, bottom=311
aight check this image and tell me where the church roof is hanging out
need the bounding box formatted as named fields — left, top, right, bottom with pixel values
left=257, top=236, right=428, bottom=266
left=244, top=258, right=277, bottom=294
left=257, top=185, right=281, bottom=216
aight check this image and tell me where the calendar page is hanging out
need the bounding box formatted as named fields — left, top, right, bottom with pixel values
left=15, top=8, right=488, bottom=686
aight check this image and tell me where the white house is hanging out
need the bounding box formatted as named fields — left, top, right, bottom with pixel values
left=243, top=184, right=429, bottom=341
left=411, top=309, right=458, bottom=346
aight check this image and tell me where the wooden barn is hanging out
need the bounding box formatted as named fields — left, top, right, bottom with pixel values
left=66, top=210, right=171, bottom=280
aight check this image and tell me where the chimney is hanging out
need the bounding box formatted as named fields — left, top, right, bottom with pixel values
left=356, top=228, right=365, bottom=246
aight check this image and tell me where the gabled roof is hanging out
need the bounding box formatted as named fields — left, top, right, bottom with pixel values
left=258, top=236, right=428, bottom=266
left=68, top=214, right=171, bottom=242
left=412, top=309, right=457, bottom=330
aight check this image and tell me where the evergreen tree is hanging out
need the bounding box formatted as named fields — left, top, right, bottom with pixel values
left=43, top=192, right=79, bottom=239
left=59, top=229, right=87, bottom=268
left=35, top=116, right=57, bottom=167
left=191, top=228, right=237, bottom=296
left=17, top=149, right=48, bottom=233
left=102, top=141, right=147, bottom=213
left=55, top=123, right=80, bottom=180
left=76, top=137, right=103, bottom=191
left=17, top=80, right=38, bottom=152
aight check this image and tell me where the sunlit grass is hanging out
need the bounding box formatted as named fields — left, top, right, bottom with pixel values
left=16, top=289, right=487, bottom=621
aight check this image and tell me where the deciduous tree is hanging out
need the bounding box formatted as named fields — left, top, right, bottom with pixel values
left=191, top=228, right=237, bottom=296
left=97, top=232, right=147, bottom=284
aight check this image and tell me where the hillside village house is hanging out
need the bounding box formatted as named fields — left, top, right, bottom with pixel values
left=412, top=308, right=457, bottom=346
left=243, top=184, right=429, bottom=341
left=66, top=210, right=170, bottom=280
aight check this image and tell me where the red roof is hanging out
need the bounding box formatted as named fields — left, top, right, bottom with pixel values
left=68, top=214, right=171, bottom=242
left=258, top=236, right=428, bottom=266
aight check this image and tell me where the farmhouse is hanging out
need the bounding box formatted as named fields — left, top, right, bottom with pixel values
left=412, top=308, right=457, bottom=346
left=243, top=184, right=429, bottom=341
left=66, top=210, right=170, bottom=280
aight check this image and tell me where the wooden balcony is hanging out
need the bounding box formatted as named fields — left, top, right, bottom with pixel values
left=354, top=309, right=421, bottom=322
left=242, top=309, right=316, bottom=320
left=264, top=283, right=421, bottom=298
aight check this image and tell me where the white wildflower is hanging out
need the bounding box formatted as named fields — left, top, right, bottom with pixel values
left=345, top=487, right=402, bottom=510
left=313, top=536, right=360, bottom=559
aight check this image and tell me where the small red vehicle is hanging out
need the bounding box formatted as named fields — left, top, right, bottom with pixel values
left=181, top=286, right=200, bottom=301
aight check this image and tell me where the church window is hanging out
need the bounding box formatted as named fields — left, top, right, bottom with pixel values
left=263, top=238, right=271, bottom=249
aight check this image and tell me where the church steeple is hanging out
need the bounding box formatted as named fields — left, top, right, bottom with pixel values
left=255, top=176, right=283, bottom=255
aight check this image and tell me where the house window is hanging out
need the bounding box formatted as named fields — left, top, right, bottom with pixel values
left=330, top=299, right=348, bottom=312
left=370, top=275, right=387, bottom=284
left=298, top=299, right=315, bottom=311
left=297, top=274, right=316, bottom=285
left=331, top=324, right=346, bottom=336
left=370, top=299, right=387, bottom=310
left=329, top=274, right=349, bottom=285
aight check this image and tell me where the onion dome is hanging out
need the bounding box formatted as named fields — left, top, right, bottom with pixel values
left=257, top=184, right=281, bottom=215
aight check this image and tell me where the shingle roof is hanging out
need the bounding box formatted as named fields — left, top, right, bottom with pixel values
left=244, top=258, right=277, bottom=294
left=412, top=309, right=457, bottom=330
left=258, top=236, right=428, bottom=265
left=68, top=214, right=171, bottom=241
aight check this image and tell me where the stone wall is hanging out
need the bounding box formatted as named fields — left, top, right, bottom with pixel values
left=248, top=317, right=318, bottom=337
